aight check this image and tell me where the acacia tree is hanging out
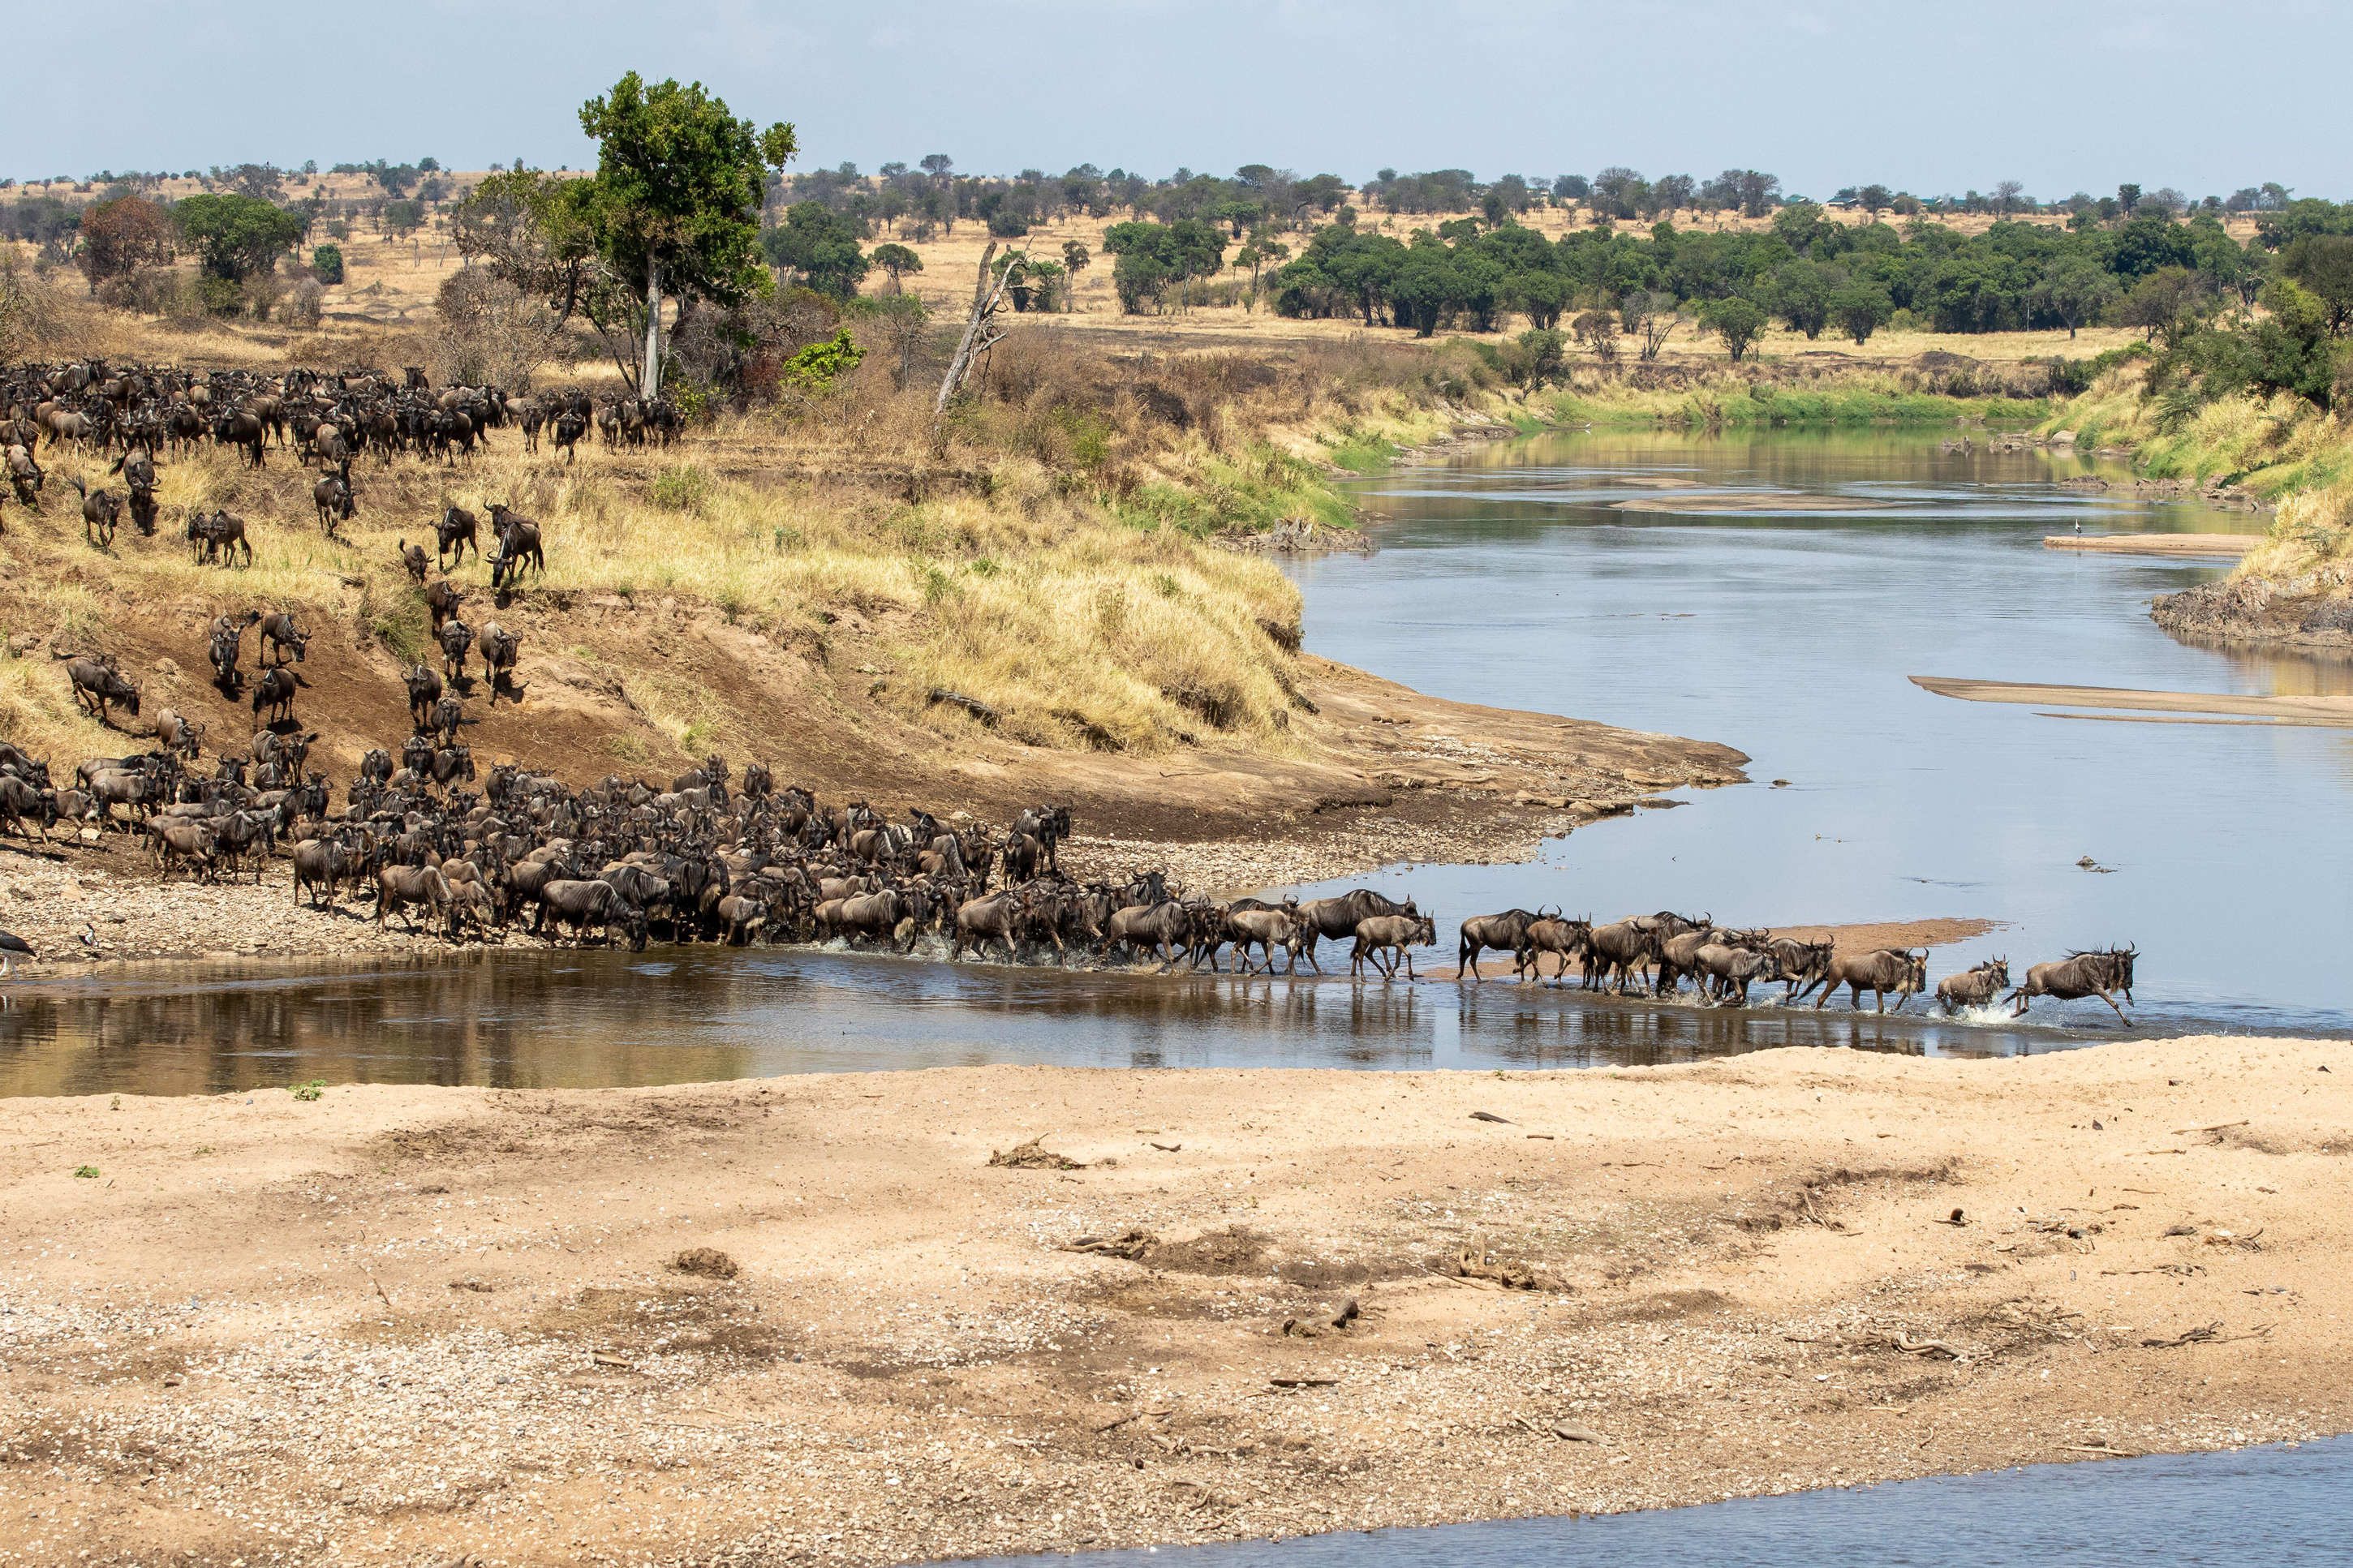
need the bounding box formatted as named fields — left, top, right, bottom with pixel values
left=576, top=72, right=798, bottom=398
left=78, top=195, right=173, bottom=292
left=869, top=243, right=923, bottom=293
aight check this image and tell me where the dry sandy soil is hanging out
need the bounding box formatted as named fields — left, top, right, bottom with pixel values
left=0, top=1038, right=2342, bottom=1566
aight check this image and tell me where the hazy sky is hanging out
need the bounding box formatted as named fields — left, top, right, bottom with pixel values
left=12, top=1, right=2344, bottom=200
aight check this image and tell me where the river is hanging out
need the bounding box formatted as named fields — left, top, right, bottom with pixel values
left=2, top=427, right=2347, bottom=1096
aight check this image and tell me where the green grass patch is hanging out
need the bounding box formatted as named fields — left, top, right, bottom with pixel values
left=1115, top=444, right=1358, bottom=536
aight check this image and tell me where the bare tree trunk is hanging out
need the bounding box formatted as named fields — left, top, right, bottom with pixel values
left=935, top=243, right=1019, bottom=419
left=642, top=255, right=664, bottom=401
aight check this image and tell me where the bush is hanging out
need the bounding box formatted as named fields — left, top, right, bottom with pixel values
left=196, top=276, right=244, bottom=316
left=289, top=277, right=325, bottom=329
left=312, top=243, right=344, bottom=285
left=650, top=464, right=712, bottom=511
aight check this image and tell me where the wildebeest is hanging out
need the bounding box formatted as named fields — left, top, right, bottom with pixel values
left=1765, top=937, right=1836, bottom=1003
left=252, top=666, right=301, bottom=726
left=1224, top=906, right=1305, bottom=974
left=209, top=610, right=259, bottom=691
left=71, top=476, right=120, bottom=548
left=213, top=408, right=267, bottom=467
left=951, top=889, right=1028, bottom=962
left=1813, top=948, right=1929, bottom=1014
left=716, top=894, right=769, bottom=946
left=1290, top=889, right=1419, bottom=973
left=436, top=505, right=479, bottom=569
left=480, top=621, right=521, bottom=702
left=486, top=504, right=544, bottom=588
left=405, top=663, right=444, bottom=730
left=1457, top=908, right=1544, bottom=981
left=431, top=694, right=463, bottom=748
left=150, top=708, right=203, bottom=759
left=313, top=462, right=355, bottom=532
left=189, top=508, right=253, bottom=567
left=0, top=775, right=58, bottom=842
left=1103, top=900, right=1194, bottom=971
left=551, top=410, right=587, bottom=462
left=425, top=578, right=463, bottom=634
left=1351, top=913, right=1437, bottom=980
left=439, top=616, right=474, bottom=681
left=1583, top=918, right=1664, bottom=994
left=398, top=539, right=429, bottom=584
left=1012, top=804, right=1071, bottom=873
left=376, top=864, right=456, bottom=935
left=259, top=612, right=308, bottom=667
left=64, top=655, right=140, bottom=726
left=3, top=442, right=41, bottom=505
left=1936, top=957, right=2011, bottom=1014
left=290, top=837, right=352, bottom=908
left=1694, top=943, right=1784, bottom=1006
left=1514, top=915, right=1594, bottom=984
left=2003, top=948, right=2137, bottom=1023
left=534, top=880, right=648, bottom=948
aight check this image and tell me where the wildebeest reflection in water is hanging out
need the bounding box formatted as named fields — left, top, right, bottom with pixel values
left=0, top=945, right=2090, bottom=1100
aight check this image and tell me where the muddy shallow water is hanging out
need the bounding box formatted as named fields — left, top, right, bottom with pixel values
left=4, top=427, right=2347, bottom=1096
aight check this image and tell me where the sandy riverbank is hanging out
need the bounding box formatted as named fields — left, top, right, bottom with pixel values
left=0, top=1040, right=2343, bottom=1566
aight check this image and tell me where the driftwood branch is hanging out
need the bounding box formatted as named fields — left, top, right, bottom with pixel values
left=934, top=243, right=1026, bottom=418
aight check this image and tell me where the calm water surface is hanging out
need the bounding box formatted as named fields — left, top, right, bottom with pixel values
left=3, top=427, right=2347, bottom=1094
left=984, top=1440, right=2348, bottom=1568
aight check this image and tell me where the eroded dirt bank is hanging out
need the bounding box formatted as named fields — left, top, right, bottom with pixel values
left=1, top=1041, right=2344, bottom=1566
left=2150, top=578, right=2353, bottom=651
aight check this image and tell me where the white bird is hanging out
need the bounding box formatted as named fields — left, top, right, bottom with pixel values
left=77, top=922, right=98, bottom=950
left=0, top=930, right=32, bottom=977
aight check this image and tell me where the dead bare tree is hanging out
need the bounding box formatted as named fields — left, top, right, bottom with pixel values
left=935, top=243, right=1027, bottom=423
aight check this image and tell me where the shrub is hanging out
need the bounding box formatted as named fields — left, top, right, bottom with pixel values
left=312, top=243, right=344, bottom=285
left=651, top=464, right=712, bottom=511
left=289, top=277, right=325, bottom=329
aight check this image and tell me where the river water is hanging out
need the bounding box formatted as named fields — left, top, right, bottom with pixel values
left=2, top=427, right=2348, bottom=1095
left=983, top=1439, right=2349, bottom=1568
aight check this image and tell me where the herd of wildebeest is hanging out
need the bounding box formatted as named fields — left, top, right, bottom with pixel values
left=0, top=356, right=673, bottom=552
left=0, top=360, right=2142, bottom=1022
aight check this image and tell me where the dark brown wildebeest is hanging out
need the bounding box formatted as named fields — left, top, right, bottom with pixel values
left=2003, top=948, right=2136, bottom=1023
left=486, top=505, right=544, bottom=589
left=951, top=889, right=1029, bottom=962
left=432, top=694, right=463, bottom=748
left=376, top=864, right=456, bottom=935
left=64, top=655, right=140, bottom=726
left=1583, top=918, right=1664, bottom=994
left=480, top=621, right=521, bottom=702
left=1936, top=957, right=2011, bottom=1014
left=312, top=461, right=355, bottom=533
left=191, top=508, right=253, bottom=567
left=1000, top=831, right=1045, bottom=884
left=1766, top=937, right=1837, bottom=1002
left=674, top=754, right=730, bottom=794
left=259, top=612, right=308, bottom=666
left=1695, top=943, right=1783, bottom=1006
left=436, top=505, right=479, bottom=569
left=398, top=539, right=429, bottom=584
left=438, top=616, right=474, bottom=682
left=534, top=879, right=647, bottom=948
left=551, top=410, right=587, bottom=462
left=1290, top=889, right=1420, bottom=973
left=424, top=578, right=462, bottom=634
left=815, top=888, right=918, bottom=952
left=252, top=666, right=301, bottom=727
left=71, top=476, right=119, bottom=548
left=212, top=408, right=267, bottom=467
left=149, top=818, right=218, bottom=881
left=1514, top=915, right=1594, bottom=984
left=1813, top=948, right=1929, bottom=1014
left=1103, top=900, right=1194, bottom=971
left=1351, top=913, right=1437, bottom=981
left=1012, top=804, right=1071, bottom=873
left=291, top=837, right=351, bottom=908
left=0, top=775, right=58, bottom=842
left=404, top=663, right=443, bottom=730
left=1457, top=908, right=1545, bottom=981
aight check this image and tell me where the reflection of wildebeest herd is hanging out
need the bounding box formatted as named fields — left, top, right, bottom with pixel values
left=1449, top=907, right=2138, bottom=1020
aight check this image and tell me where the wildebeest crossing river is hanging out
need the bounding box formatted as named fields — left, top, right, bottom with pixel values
left=4, top=427, right=2349, bottom=1093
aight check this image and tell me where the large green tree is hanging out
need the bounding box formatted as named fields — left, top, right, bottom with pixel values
left=761, top=202, right=867, bottom=299
left=2282, top=234, right=2353, bottom=337
left=575, top=72, right=798, bottom=397
left=174, top=193, right=303, bottom=281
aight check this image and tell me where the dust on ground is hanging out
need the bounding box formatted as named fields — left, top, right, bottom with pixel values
left=0, top=1040, right=2343, bottom=1566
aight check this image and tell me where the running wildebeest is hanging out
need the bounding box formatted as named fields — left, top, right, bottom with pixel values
left=63, top=655, right=140, bottom=726
left=436, top=505, right=479, bottom=569
left=1694, top=943, right=1784, bottom=1006
left=403, top=664, right=442, bottom=730
left=1103, top=900, right=1194, bottom=971
left=1936, top=957, right=2011, bottom=1014
left=71, top=476, right=119, bottom=548
left=1813, top=948, right=1929, bottom=1014
left=2003, top=948, right=2137, bottom=1024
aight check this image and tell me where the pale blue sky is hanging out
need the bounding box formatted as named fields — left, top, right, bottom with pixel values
left=11, top=1, right=2344, bottom=200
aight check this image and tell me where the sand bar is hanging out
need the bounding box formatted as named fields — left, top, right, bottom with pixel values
left=1912, top=675, right=2353, bottom=728
left=2043, top=534, right=2261, bottom=558
left=2, top=1041, right=2343, bottom=1565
